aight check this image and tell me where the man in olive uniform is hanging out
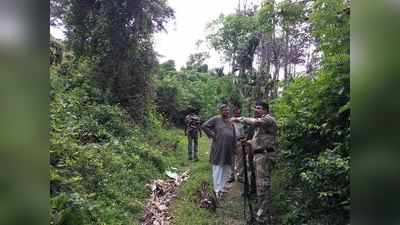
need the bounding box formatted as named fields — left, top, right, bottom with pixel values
left=231, top=101, right=278, bottom=225
left=184, top=108, right=202, bottom=161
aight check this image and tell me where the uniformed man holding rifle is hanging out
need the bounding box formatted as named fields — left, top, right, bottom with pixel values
left=231, top=101, right=278, bottom=225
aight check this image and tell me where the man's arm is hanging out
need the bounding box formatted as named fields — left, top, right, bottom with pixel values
left=198, top=116, right=202, bottom=137
left=201, top=116, right=217, bottom=139
left=232, top=115, right=274, bottom=127
left=184, top=117, right=187, bottom=136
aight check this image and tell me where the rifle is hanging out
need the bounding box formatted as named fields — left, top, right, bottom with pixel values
left=240, top=138, right=256, bottom=224
left=244, top=125, right=257, bottom=194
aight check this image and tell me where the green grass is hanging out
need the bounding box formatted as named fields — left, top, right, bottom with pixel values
left=169, top=134, right=262, bottom=225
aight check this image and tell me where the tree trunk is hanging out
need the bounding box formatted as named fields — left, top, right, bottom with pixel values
left=256, top=34, right=266, bottom=99
left=272, top=62, right=279, bottom=98
left=283, top=30, right=290, bottom=84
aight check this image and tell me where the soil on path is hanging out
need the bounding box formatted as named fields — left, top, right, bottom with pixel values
left=216, top=180, right=250, bottom=225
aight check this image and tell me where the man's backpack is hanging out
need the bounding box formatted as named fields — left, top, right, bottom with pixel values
left=186, top=114, right=201, bottom=131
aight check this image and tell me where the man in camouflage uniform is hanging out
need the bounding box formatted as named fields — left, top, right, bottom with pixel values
left=184, top=108, right=202, bottom=161
left=231, top=101, right=278, bottom=225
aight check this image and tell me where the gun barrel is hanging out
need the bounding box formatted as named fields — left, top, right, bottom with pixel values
left=241, top=143, right=255, bottom=223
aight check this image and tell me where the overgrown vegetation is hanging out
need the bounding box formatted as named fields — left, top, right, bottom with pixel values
left=50, top=2, right=181, bottom=223
left=51, top=0, right=174, bottom=122
left=271, top=0, right=350, bottom=224
left=50, top=57, right=188, bottom=225
left=50, top=0, right=350, bottom=224
left=154, top=63, right=237, bottom=126
left=272, top=73, right=350, bottom=224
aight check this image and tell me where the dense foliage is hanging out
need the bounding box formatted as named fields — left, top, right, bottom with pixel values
left=50, top=0, right=350, bottom=224
left=51, top=0, right=174, bottom=122
left=272, top=73, right=350, bottom=224
left=207, top=0, right=312, bottom=101
left=205, top=0, right=349, bottom=224
left=50, top=58, right=185, bottom=225
left=270, top=0, right=350, bottom=224
left=50, top=6, right=180, bottom=222
left=154, top=63, right=237, bottom=126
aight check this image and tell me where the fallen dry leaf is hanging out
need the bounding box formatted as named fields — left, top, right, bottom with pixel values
left=141, top=170, right=191, bottom=225
left=198, top=181, right=217, bottom=212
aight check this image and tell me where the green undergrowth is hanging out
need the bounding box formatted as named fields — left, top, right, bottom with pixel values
left=50, top=60, right=189, bottom=225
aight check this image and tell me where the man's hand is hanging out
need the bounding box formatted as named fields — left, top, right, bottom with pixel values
left=230, top=117, right=242, bottom=122
left=239, top=138, right=254, bottom=155
left=239, top=137, right=248, bottom=143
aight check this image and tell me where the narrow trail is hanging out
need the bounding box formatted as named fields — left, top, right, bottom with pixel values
left=141, top=131, right=279, bottom=225
left=167, top=135, right=251, bottom=225
left=216, top=181, right=247, bottom=225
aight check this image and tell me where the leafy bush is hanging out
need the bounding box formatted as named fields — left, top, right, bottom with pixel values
left=270, top=0, right=350, bottom=223
left=50, top=60, right=183, bottom=225
left=272, top=71, right=349, bottom=225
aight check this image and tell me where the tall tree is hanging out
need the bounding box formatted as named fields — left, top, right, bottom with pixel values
left=272, top=0, right=350, bottom=223
left=254, top=0, right=275, bottom=100
left=207, top=10, right=259, bottom=114
left=278, top=0, right=310, bottom=82
left=50, top=0, right=174, bottom=122
left=185, top=52, right=210, bottom=72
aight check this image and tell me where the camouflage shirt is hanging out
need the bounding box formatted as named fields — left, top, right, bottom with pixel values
left=240, top=114, right=278, bottom=152
left=185, top=113, right=202, bottom=136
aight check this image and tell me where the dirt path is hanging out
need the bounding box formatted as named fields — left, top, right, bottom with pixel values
left=216, top=181, right=249, bottom=225
left=168, top=136, right=261, bottom=225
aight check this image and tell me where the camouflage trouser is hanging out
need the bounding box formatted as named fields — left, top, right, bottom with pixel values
left=187, top=134, right=198, bottom=160
left=235, top=145, right=242, bottom=179
left=254, top=152, right=273, bottom=225
left=230, top=153, right=235, bottom=179
left=230, top=143, right=241, bottom=179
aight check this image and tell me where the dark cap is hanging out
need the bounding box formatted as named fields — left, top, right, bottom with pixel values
left=218, top=103, right=228, bottom=110
left=255, top=100, right=269, bottom=112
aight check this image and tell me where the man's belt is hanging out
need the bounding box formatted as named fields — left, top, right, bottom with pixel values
left=254, top=148, right=275, bottom=154
left=253, top=149, right=265, bottom=154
